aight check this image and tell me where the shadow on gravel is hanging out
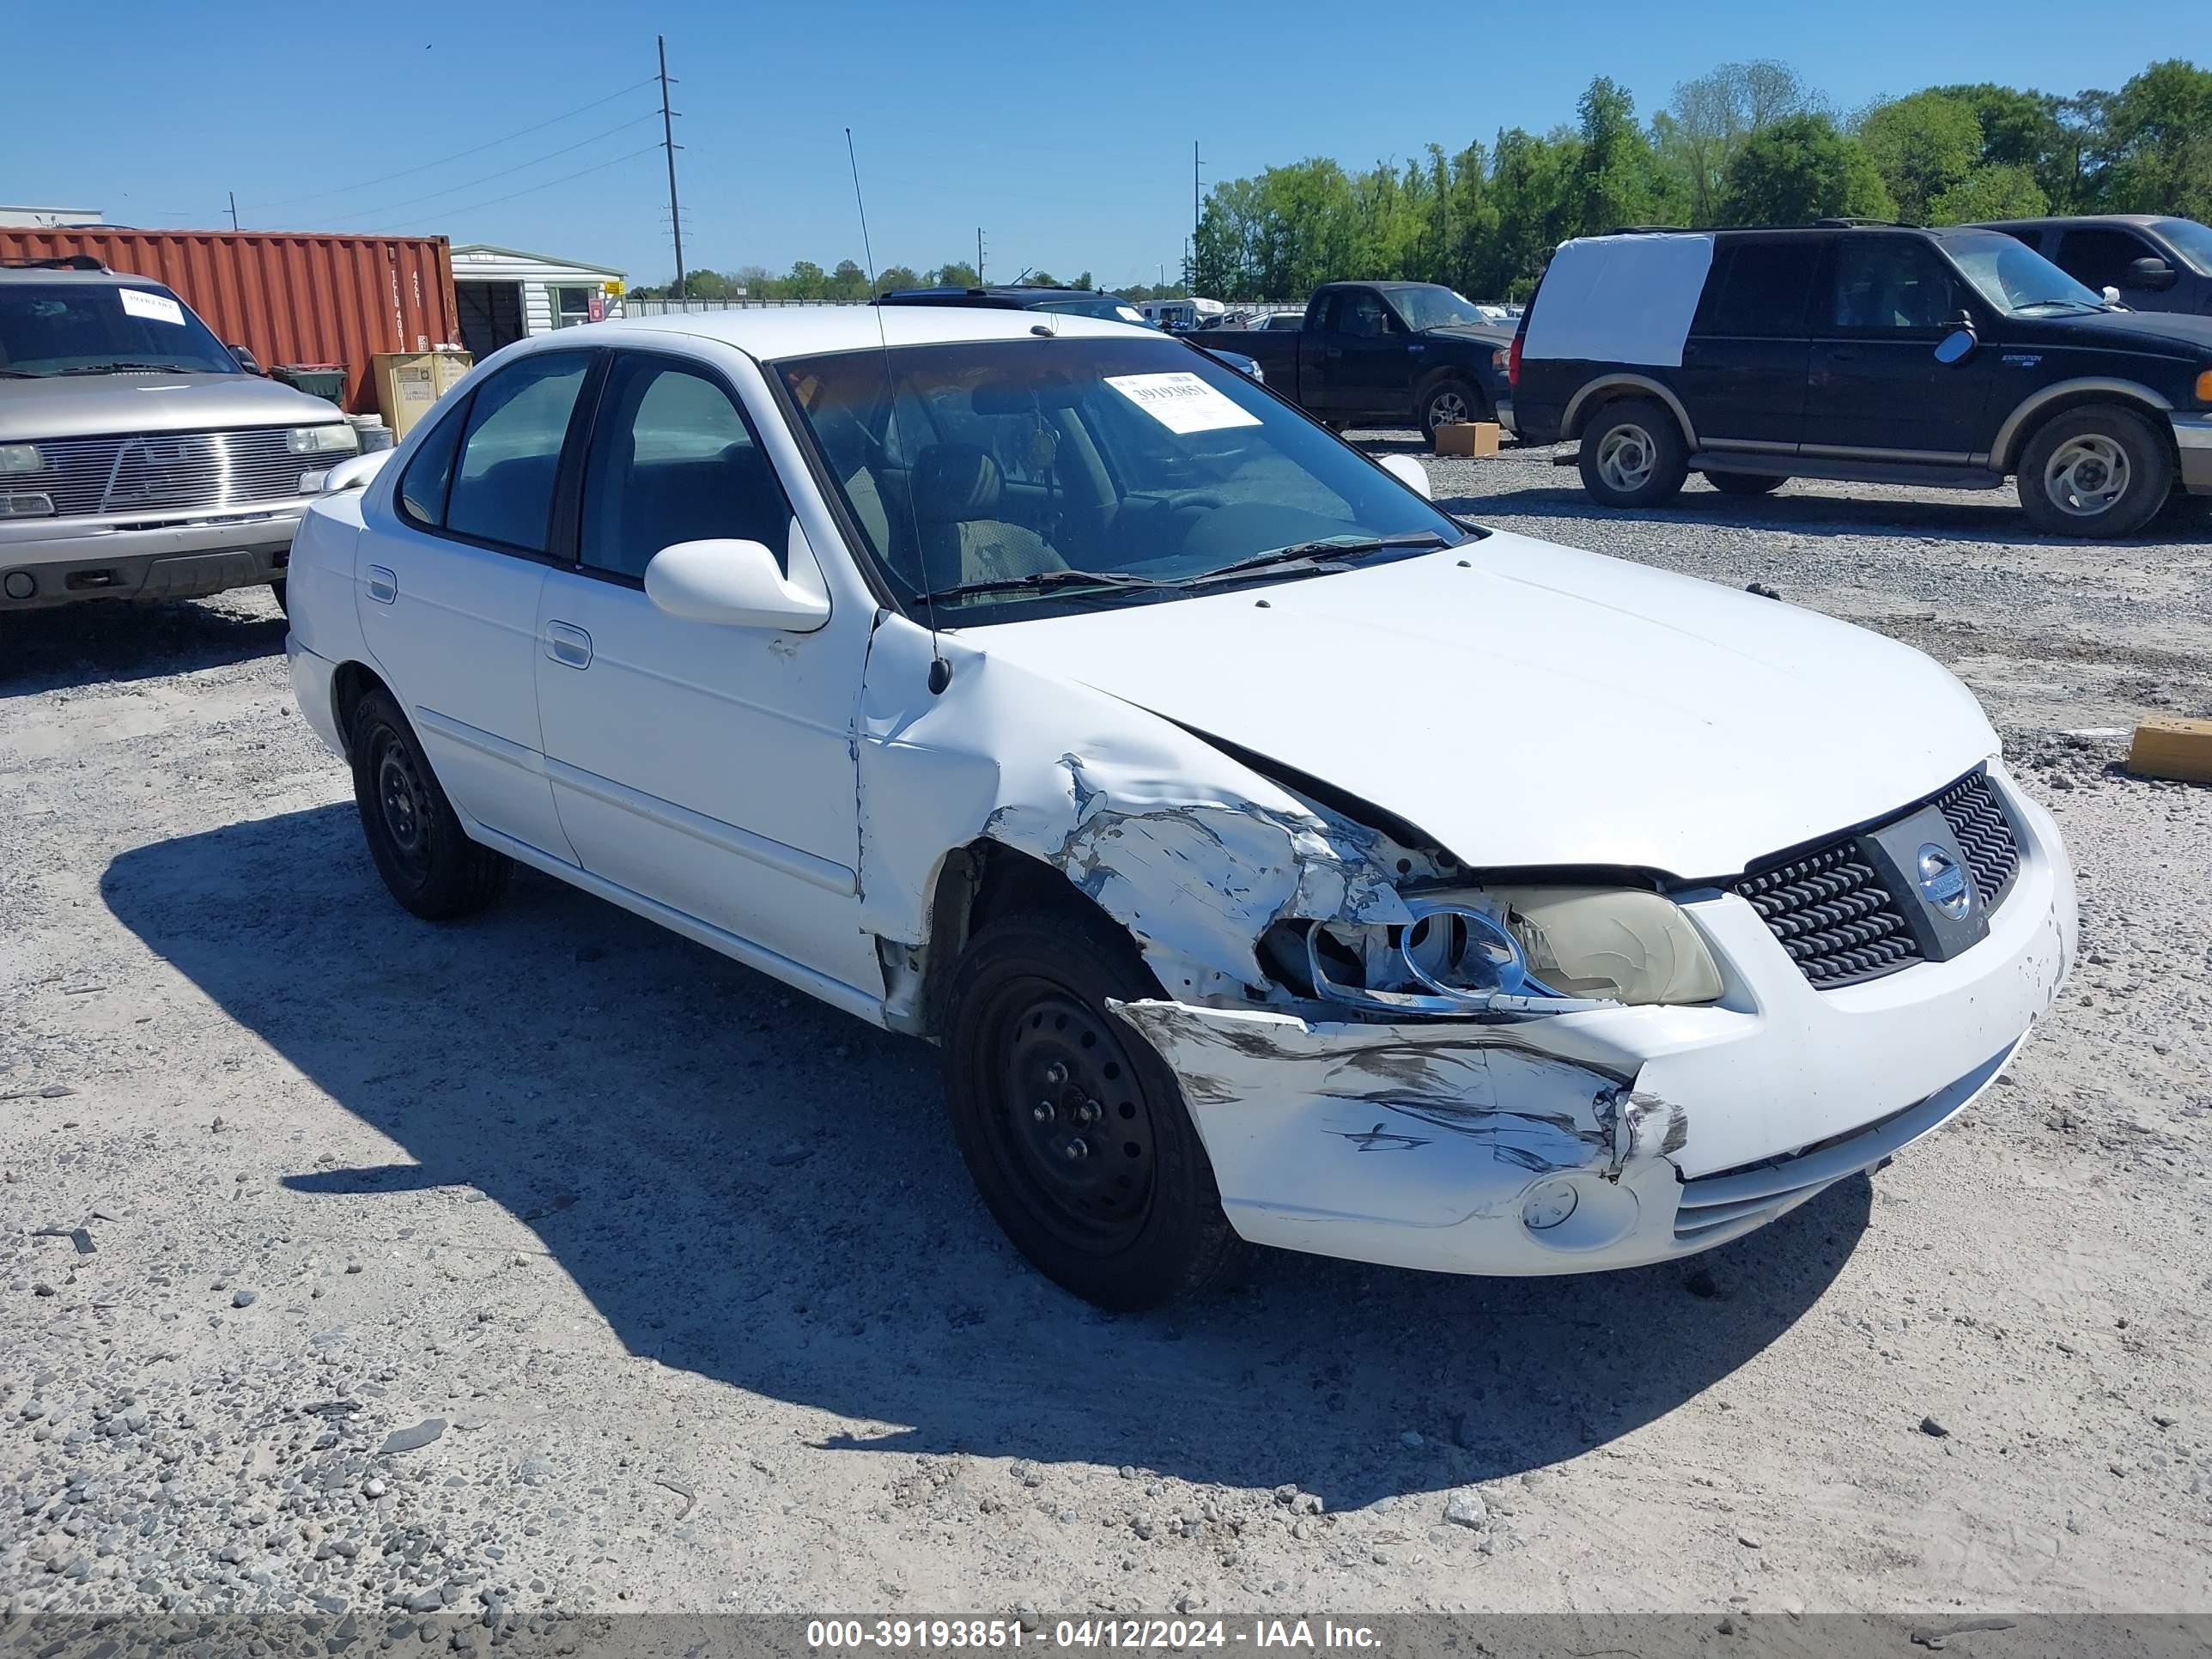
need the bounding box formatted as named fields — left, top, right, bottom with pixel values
left=1434, top=477, right=2212, bottom=548
left=105, top=805, right=1866, bottom=1510
left=0, top=595, right=284, bottom=696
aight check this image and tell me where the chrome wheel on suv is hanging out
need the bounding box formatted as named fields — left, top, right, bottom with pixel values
left=1577, top=396, right=1688, bottom=507
left=2017, top=404, right=2172, bottom=538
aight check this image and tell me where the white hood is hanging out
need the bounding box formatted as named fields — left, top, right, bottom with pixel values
left=964, top=532, right=1998, bottom=878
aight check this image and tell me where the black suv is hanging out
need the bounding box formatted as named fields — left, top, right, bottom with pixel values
left=1977, top=216, right=2212, bottom=317
left=1508, top=222, right=2212, bottom=538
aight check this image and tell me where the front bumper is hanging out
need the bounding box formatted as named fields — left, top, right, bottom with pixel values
left=2172, top=413, right=2212, bottom=495
left=0, top=502, right=306, bottom=610
left=1114, top=761, right=2075, bottom=1277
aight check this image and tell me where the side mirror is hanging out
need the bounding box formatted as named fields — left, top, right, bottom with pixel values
left=230, top=344, right=264, bottom=374
left=320, top=451, right=391, bottom=493
left=644, top=537, right=830, bottom=633
left=2124, top=256, right=2178, bottom=292
left=1377, top=453, right=1433, bottom=500
left=1934, top=327, right=1977, bottom=366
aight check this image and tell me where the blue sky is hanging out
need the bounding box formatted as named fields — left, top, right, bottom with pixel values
left=7, top=1, right=2197, bottom=291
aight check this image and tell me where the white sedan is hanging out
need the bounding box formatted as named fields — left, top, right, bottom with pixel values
left=286, top=306, right=2075, bottom=1310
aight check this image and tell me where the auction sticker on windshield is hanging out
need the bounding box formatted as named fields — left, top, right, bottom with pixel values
left=1107, top=372, right=1261, bottom=434
left=118, top=289, right=186, bottom=326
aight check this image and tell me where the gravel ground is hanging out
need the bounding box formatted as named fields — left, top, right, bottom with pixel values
left=2, top=444, right=2209, bottom=1626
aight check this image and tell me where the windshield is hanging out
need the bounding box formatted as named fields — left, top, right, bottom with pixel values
left=2152, top=218, right=2212, bottom=276
left=1940, top=231, right=2107, bottom=314
left=0, top=282, right=241, bottom=377
left=1389, top=286, right=1493, bottom=331
left=776, top=336, right=1470, bottom=619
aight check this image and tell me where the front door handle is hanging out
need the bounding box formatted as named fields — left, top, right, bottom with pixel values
left=365, top=565, right=397, bottom=605
left=544, top=620, right=592, bottom=670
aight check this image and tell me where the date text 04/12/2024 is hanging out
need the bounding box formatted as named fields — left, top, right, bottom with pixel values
left=805, top=1620, right=1382, bottom=1650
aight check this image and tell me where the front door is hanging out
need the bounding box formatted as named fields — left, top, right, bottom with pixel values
left=1315, top=289, right=1414, bottom=421
left=532, top=349, right=877, bottom=991
left=355, top=349, right=592, bottom=864
left=1802, top=235, right=1997, bottom=462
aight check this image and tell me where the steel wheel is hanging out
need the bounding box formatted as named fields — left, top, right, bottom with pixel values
left=1595, top=421, right=1658, bottom=493
left=371, top=728, right=432, bottom=886
left=980, top=982, right=1158, bottom=1256
left=2041, top=434, right=2131, bottom=519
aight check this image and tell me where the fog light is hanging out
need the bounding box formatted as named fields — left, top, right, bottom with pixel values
left=1522, top=1179, right=1579, bottom=1231
left=298, top=470, right=329, bottom=494
left=0, top=491, right=56, bottom=518
left=3, top=570, right=35, bottom=600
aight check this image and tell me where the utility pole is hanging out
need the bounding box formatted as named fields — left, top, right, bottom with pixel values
left=228, top=191, right=239, bottom=232
left=1191, top=140, right=1200, bottom=291
left=976, top=227, right=985, bottom=284
left=658, top=35, right=686, bottom=300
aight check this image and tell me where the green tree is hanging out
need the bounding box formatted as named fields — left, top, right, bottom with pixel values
left=872, top=264, right=921, bottom=296
left=1857, top=91, right=1984, bottom=222
left=1720, top=113, right=1895, bottom=225
left=1658, top=59, right=1820, bottom=224
left=785, top=260, right=829, bottom=301
left=931, top=259, right=980, bottom=289
left=1576, top=76, right=1662, bottom=232
left=1927, top=164, right=2049, bottom=223
left=2096, top=58, right=2212, bottom=217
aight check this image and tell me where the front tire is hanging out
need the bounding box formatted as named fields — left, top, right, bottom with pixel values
left=2017, top=404, right=2172, bottom=538
left=1578, top=397, right=1688, bottom=507
left=269, top=579, right=289, bottom=616
left=348, top=687, right=513, bottom=921
left=941, top=908, right=1245, bottom=1310
left=1704, top=471, right=1786, bottom=497
left=1419, top=377, right=1482, bottom=441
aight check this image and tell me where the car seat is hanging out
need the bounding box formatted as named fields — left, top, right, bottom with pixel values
left=910, top=442, right=1066, bottom=591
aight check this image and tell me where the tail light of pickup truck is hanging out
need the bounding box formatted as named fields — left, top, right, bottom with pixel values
left=1506, top=333, right=1522, bottom=389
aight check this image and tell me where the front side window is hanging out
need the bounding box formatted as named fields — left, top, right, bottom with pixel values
left=1339, top=292, right=1395, bottom=337
left=1694, top=241, right=1820, bottom=337
left=0, top=282, right=240, bottom=377
left=579, top=356, right=789, bottom=580
left=1828, top=238, right=1969, bottom=331
left=775, top=336, right=1471, bottom=620
left=441, top=352, right=590, bottom=552
left=2051, top=227, right=2154, bottom=293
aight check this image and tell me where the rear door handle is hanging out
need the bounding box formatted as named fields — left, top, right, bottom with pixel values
left=365, top=565, right=397, bottom=605
left=544, top=620, right=592, bottom=669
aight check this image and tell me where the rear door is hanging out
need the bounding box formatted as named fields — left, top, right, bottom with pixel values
left=1678, top=236, right=1820, bottom=456
left=354, top=349, right=592, bottom=863
left=1802, top=235, right=1997, bottom=461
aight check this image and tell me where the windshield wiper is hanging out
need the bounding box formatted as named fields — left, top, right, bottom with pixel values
left=914, top=567, right=1179, bottom=605
left=54, top=362, right=201, bottom=375
left=2012, top=298, right=2106, bottom=314
left=1182, top=530, right=1454, bottom=586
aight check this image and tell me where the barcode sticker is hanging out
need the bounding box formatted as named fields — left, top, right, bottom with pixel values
left=118, top=288, right=186, bottom=326
left=1105, top=372, right=1261, bottom=434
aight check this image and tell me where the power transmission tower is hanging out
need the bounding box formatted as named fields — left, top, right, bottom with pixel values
left=658, top=35, right=686, bottom=299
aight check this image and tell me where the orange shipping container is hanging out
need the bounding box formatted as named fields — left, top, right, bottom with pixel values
left=0, top=227, right=459, bottom=416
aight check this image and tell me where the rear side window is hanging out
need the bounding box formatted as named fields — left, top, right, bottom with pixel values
left=1693, top=241, right=1820, bottom=337
left=442, top=352, right=591, bottom=552
left=2052, top=227, right=2155, bottom=292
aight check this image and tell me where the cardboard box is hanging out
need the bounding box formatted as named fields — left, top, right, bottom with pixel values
left=371, top=352, right=441, bottom=440
left=2127, top=718, right=2212, bottom=784
left=1433, top=421, right=1500, bottom=458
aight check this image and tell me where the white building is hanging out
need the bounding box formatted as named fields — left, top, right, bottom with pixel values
left=0, top=206, right=104, bottom=228
left=449, top=244, right=627, bottom=360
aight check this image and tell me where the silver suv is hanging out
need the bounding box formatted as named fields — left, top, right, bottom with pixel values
left=1, top=258, right=360, bottom=613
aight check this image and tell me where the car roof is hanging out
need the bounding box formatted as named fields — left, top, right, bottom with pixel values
left=1975, top=214, right=2173, bottom=230
left=880, top=285, right=1121, bottom=307
left=524, top=304, right=1151, bottom=363
left=0, top=264, right=167, bottom=287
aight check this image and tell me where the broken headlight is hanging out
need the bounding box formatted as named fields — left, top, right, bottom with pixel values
left=1279, top=886, right=1723, bottom=1015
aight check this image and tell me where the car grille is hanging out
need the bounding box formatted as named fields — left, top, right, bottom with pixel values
left=14, top=428, right=312, bottom=519
left=1731, top=769, right=2022, bottom=990
left=1732, top=841, right=1923, bottom=988
left=1934, top=770, right=2020, bottom=909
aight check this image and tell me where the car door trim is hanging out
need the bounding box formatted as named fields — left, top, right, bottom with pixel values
left=543, top=756, right=859, bottom=896
left=410, top=706, right=548, bottom=777
left=468, top=817, right=882, bottom=1022
left=1987, top=377, right=2176, bottom=471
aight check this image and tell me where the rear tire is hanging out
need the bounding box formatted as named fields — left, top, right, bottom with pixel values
left=268, top=579, right=288, bottom=617
left=348, top=687, right=513, bottom=921
left=2016, top=404, right=2172, bottom=538
left=1704, top=471, right=1786, bottom=497
left=1578, top=397, right=1688, bottom=507
left=941, top=907, right=1246, bottom=1310
left=1419, top=377, right=1482, bottom=441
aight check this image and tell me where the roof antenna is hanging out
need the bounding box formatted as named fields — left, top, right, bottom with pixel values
left=847, top=125, right=950, bottom=696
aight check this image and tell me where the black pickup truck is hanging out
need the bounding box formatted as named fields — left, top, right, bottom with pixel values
left=1187, top=283, right=1513, bottom=437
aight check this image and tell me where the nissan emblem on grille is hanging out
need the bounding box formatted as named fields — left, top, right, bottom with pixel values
left=1916, top=844, right=1972, bottom=918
